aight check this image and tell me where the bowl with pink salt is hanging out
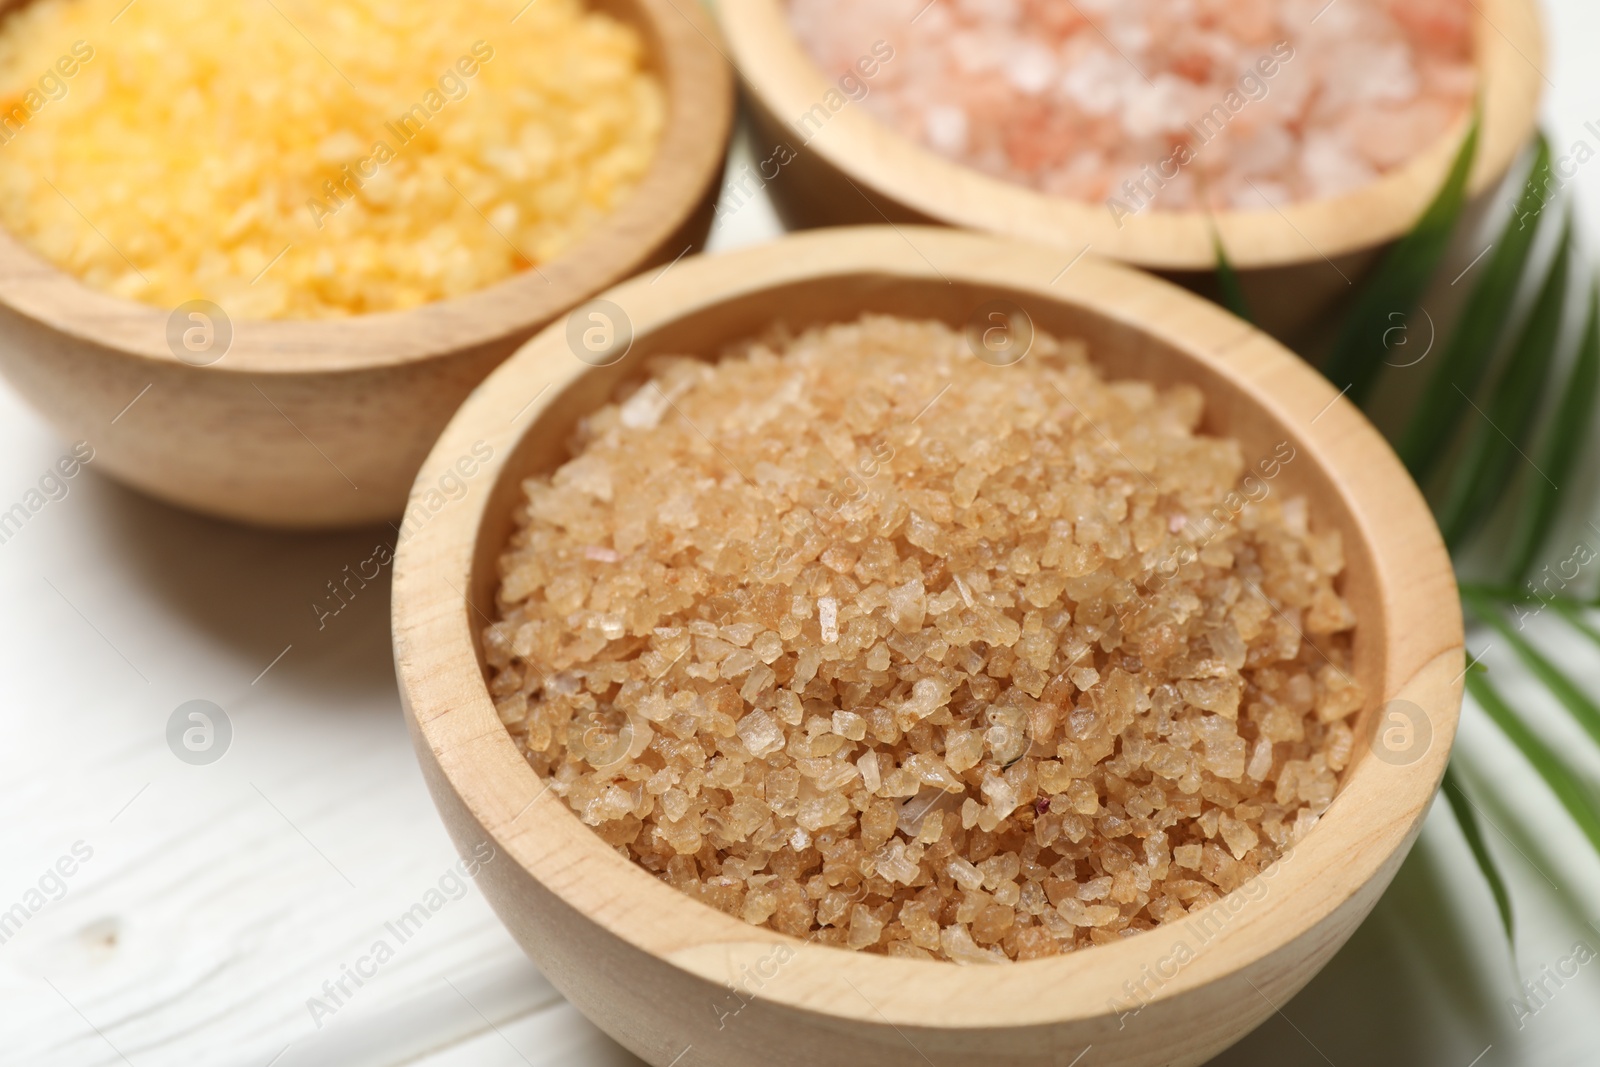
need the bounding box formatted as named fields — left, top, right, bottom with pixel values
left=392, top=226, right=1463, bottom=1067
left=716, top=0, right=1542, bottom=339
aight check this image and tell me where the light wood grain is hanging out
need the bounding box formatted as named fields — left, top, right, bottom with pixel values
left=392, top=227, right=1465, bottom=1067
left=0, top=0, right=733, bottom=530
left=716, top=0, right=1544, bottom=339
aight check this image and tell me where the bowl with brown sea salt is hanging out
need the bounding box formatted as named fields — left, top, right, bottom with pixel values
left=392, top=227, right=1464, bottom=1067
left=715, top=0, right=1542, bottom=338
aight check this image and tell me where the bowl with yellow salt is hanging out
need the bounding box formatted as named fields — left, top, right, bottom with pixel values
left=0, top=0, right=732, bottom=527
left=393, top=227, right=1463, bottom=1066
left=715, top=0, right=1542, bottom=341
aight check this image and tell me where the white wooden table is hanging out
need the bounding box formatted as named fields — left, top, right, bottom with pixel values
left=4, top=4, right=1600, bottom=1063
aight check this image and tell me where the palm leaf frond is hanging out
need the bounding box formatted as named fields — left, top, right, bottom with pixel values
left=1398, top=135, right=1556, bottom=484
left=1441, top=764, right=1515, bottom=944
left=1211, top=226, right=1254, bottom=324
left=1463, top=588, right=1600, bottom=749
left=1507, top=280, right=1600, bottom=583
left=1321, top=108, right=1481, bottom=405
left=1555, top=601, right=1600, bottom=647
left=1465, top=671, right=1600, bottom=857
left=1437, top=212, right=1574, bottom=549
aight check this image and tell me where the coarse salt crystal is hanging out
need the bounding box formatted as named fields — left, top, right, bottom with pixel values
left=923, top=105, right=970, bottom=155
left=487, top=314, right=1362, bottom=963
left=941, top=922, right=1010, bottom=965
left=818, top=596, right=839, bottom=644
left=737, top=709, right=786, bottom=758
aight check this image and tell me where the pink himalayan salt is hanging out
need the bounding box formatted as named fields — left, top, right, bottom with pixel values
left=483, top=315, right=1363, bottom=963
left=787, top=0, right=1475, bottom=210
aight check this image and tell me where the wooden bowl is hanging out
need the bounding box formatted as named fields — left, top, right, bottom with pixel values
left=0, top=0, right=732, bottom=529
left=716, top=0, right=1544, bottom=341
left=392, top=227, right=1463, bottom=1067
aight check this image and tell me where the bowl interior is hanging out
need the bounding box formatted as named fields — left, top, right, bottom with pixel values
left=721, top=0, right=1543, bottom=271
left=469, top=270, right=1385, bottom=834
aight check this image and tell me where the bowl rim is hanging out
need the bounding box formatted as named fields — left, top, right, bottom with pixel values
left=0, top=0, right=733, bottom=376
left=392, top=225, right=1465, bottom=1030
left=717, top=0, right=1544, bottom=271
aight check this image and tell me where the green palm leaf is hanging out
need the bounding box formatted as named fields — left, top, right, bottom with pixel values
left=1555, top=601, right=1600, bottom=647
left=1321, top=108, right=1481, bottom=405
left=1398, top=135, right=1556, bottom=485
left=1437, top=213, right=1574, bottom=549
left=1441, top=765, right=1515, bottom=943
left=1465, top=671, right=1600, bottom=856
left=1212, top=227, right=1254, bottom=324
left=1463, top=588, right=1600, bottom=749
left=1225, top=119, right=1600, bottom=959
left=1507, top=281, right=1600, bottom=583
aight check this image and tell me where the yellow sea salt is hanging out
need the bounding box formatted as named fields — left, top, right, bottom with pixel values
left=0, top=0, right=663, bottom=318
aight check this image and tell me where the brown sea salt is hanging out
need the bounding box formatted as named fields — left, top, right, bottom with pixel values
left=483, top=315, right=1363, bottom=963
